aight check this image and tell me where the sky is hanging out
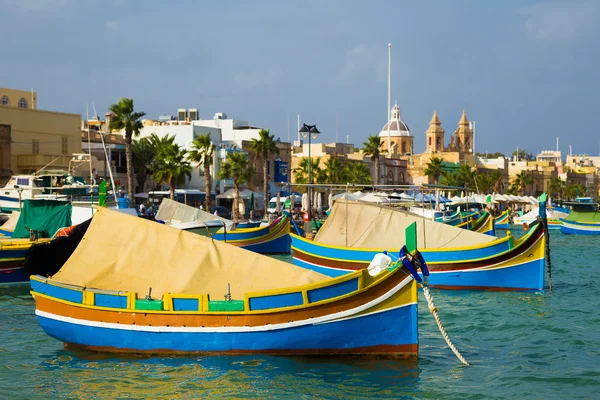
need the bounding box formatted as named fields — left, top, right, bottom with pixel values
left=1, top=0, right=599, bottom=157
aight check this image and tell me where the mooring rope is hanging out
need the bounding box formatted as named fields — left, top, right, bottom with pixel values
left=422, top=285, right=470, bottom=366
left=543, top=219, right=552, bottom=290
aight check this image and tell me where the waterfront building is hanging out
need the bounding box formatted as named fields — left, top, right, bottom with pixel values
left=0, top=88, right=81, bottom=181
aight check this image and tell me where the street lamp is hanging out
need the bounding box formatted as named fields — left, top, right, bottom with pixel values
left=299, top=123, right=320, bottom=222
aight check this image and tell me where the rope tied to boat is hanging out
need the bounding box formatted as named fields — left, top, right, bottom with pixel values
left=398, top=246, right=470, bottom=366
left=538, top=195, right=552, bottom=290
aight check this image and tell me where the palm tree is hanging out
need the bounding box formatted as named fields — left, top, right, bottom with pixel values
left=188, top=133, right=215, bottom=211
left=362, top=135, right=385, bottom=184
left=343, top=162, right=372, bottom=184
left=440, top=171, right=460, bottom=189
left=424, top=156, right=444, bottom=184
left=475, top=173, right=493, bottom=194
left=489, top=170, right=504, bottom=193
left=132, top=138, right=155, bottom=193
left=294, top=157, right=326, bottom=184
left=514, top=171, right=534, bottom=195
left=108, top=98, right=146, bottom=205
left=456, top=164, right=475, bottom=189
left=548, top=177, right=565, bottom=200
left=218, top=152, right=254, bottom=221
left=153, top=143, right=192, bottom=200
left=323, top=157, right=345, bottom=184
left=250, top=129, right=280, bottom=213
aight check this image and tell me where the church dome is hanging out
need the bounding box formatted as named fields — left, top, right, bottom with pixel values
left=379, top=103, right=411, bottom=137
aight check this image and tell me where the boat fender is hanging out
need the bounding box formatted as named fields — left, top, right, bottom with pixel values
left=399, top=246, right=422, bottom=283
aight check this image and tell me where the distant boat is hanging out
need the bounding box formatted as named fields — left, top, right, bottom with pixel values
left=560, top=198, right=600, bottom=235
left=30, top=208, right=419, bottom=357
left=514, top=207, right=566, bottom=230
left=213, top=214, right=291, bottom=254
left=494, top=209, right=510, bottom=229
left=291, top=201, right=547, bottom=291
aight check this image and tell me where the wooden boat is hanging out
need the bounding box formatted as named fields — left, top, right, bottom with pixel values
left=513, top=206, right=566, bottom=230
left=0, top=200, right=72, bottom=284
left=494, top=209, right=510, bottom=229
left=30, top=208, right=418, bottom=357
left=291, top=201, right=547, bottom=290
left=457, top=211, right=495, bottom=236
left=560, top=198, right=600, bottom=235
left=213, top=214, right=291, bottom=254
left=155, top=198, right=234, bottom=236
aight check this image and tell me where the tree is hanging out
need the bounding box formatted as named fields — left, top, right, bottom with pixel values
left=548, top=177, right=565, bottom=200
left=424, top=157, right=444, bottom=184
left=343, top=162, right=372, bottom=184
left=132, top=138, right=155, bottom=193
left=323, top=157, right=345, bottom=184
left=362, top=135, right=385, bottom=184
left=456, top=164, right=476, bottom=189
left=511, top=149, right=534, bottom=161
left=153, top=142, right=192, bottom=200
left=188, top=133, right=215, bottom=211
left=250, top=129, right=279, bottom=214
left=513, top=171, right=534, bottom=195
left=108, top=98, right=146, bottom=204
left=475, top=152, right=505, bottom=159
left=475, top=173, right=493, bottom=194
left=218, top=152, right=254, bottom=221
left=564, top=183, right=586, bottom=200
left=489, top=170, right=504, bottom=193
left=440, top=171, right=460, bottom=188
left=294, top=157, right=326, bottom=184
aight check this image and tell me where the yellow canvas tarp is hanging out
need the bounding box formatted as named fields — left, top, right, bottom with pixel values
left=155, top=198, right=234, bottom=230
left=52, top=208, right=327, bottom=300
left=315, top=200, right=496, bottom=249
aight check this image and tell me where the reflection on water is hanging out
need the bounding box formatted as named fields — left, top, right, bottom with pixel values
left=32, top=350, right=422, bottom=398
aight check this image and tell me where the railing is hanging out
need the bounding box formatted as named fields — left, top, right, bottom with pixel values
left=16, top=154, right=72, bottom=169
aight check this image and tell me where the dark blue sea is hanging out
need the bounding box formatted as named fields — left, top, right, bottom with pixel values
left=1, top=229, right=599, bottom=399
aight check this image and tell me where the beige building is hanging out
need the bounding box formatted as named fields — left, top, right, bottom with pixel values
left=0, top=88, right=81, bottom=178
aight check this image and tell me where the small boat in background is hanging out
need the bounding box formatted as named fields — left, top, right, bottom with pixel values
left=514, top=207, right=566, bottom=230
left=560, top=197, right=600, bottom=235
left=0, top=200, right=72, bottom=284
left=155, top=198, right=234, bottom=236
left=457, top=211, right=495, bottom=236
left=30, top=208, right=418, bottom=358
left=213, top=214, right=291, bottom=254
left=291, top=200, right=547, bottom=291
left=494, top=209, right=510, bottom=229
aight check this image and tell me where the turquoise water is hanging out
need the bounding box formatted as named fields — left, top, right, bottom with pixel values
left=1, top=230, right=599, bottom=399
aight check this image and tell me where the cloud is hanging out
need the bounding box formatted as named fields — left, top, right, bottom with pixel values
left=521, top=1, right=598, bottom=42
left=334, top=44, right=385, bottom=87
left=232, top=66, right=284, bottom=92
left=104, top=20, right=120, bottom=32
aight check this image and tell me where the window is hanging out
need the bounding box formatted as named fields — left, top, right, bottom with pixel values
left=402, top=142, right=407, bottom=154
left=17, top=178, right=29, bottom=186
left=18, top=98, right=28, bottom=109
left=428, top=137, right=432, bottom=146
left=0, top=96, right=9, bottom=106
left=62, top=136, right=69, bottom=155
left=436, top=137, right=441, bottom=150
left=32, top=139, right=39, bottom=154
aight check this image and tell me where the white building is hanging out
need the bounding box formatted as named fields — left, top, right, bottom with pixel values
left=138, top=111, right=266, bottom=192
left=536, top=150, right=562, bottom=164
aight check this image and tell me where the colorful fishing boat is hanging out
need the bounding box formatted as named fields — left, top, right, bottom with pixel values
left=213, top=214, right=291, bottom=254
left=291, top=201, right=547, bottom=290
left=494, top=209, right=510, bottom=229
left=30, top=208, right=418, bottom=357
left=560, top=198, right=600, bottom=235
left=0, top=200, right=72, bottom=284
left=514, top=207, right=566, bottom=230
left=457, top=211, right=495, bottom=236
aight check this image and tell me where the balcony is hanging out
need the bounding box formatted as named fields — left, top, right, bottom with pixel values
left=17, top=154, right=73, bottom=171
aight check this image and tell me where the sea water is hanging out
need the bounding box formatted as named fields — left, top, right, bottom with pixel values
left=0, top=230, right=599, bottom=399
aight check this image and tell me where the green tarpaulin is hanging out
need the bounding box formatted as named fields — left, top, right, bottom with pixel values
left=12, top=200, right=73, bottom=239
left=564, top=210, right=600, bottom=223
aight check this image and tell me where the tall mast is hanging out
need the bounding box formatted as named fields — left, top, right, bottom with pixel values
left=387, top=43, right=391, bottom=152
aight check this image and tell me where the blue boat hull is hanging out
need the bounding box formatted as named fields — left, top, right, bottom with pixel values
left=36, top=302, right=417, bottom=354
